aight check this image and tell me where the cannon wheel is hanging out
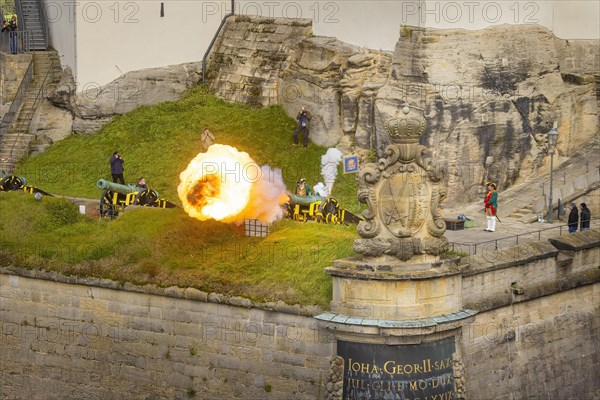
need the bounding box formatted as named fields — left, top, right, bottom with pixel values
left=0, top=175, right=25, bottom=191
left=321, top=198, right=340, bottom=224
left=99, top=189, right=118, bottom=218
left=134, top=189, right=159, bottom=207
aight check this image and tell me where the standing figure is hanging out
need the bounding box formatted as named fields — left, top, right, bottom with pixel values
left=7, top=16, right=17, bottom=54
left=110, top=151, right=125, bottom=184
left=483, top=182, right=498, bottom=232
left=137, top=177, right=147, bottom=191
left=293, top=106, right=311, bottom=148
left=567, top=203, right=579, bottom=233
left=579, top=203, right=591, bottom=231
left=295, top=178, right=312, bottom=196
left=200, top=127, right=215, bottom=152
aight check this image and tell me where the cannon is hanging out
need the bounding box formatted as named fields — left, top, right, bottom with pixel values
left=286, top=193, right=362, bottom=225
left=0, top=173, right=53, bottom=196
left=97, top=179, right=177, bottom=218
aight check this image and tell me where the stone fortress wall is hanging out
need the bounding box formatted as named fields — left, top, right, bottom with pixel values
left=1, top=231, right=598, bottom=399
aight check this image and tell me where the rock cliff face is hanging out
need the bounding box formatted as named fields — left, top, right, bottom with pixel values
left=49, top=63, right=202, bottom=134
left=377, top=25, right=598, bottom=202
left=207, top=19, right=598, bottom=203
left=206, top=16, right=313, bottom=108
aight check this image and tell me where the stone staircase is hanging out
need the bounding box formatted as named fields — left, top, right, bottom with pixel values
left=0, top=51, right=61, bottom=173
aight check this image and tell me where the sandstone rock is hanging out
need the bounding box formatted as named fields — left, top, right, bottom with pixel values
left=51, top=63, right=202, bottom=134
left=280, top=37, right=391, bottom=147
left=30, top=98, right=73, bottom=144
left=48, top=66, right=78, bottom=116
left=75, top=63, right=201, bottom=119
left=204, top=18, right=596, bottom=204
left=73, top=116, right=114, bottom=134
left=374, top=24, right=597, bottom=203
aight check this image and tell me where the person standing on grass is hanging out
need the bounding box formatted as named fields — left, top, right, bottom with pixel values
left=293, top=106, right=311, bottom=148
left=201, top=127, right=215, bottom=152
left=567, top=203, right=578, bottom=233
left=110, top=151, right=125, bottom=184
left=579, top=203, right=590, bottom=231
left=483, top=182, right=498, bottom=232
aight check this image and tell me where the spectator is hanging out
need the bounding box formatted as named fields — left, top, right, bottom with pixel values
left=137, top=177, right=147, bottom=191
left=110, top=151, right=125, bottom=184
left=8, top=16, right=17, bottom=54
left=293, top=106, right=311, bottom=148
left=200, top=127, right=215, bottom=152
left=567, top=203, right=578, bottom=233
left=295, top=178, right=312, bottom=196
left=580, top=203, right=591, bottom=231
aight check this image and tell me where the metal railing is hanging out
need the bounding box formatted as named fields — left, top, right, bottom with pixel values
left=0, top=60, right=33, bottom=143
left=7, top=60, right=57, bottom=159
left=0, top=30, right=32, bottom=53
left=449, top=218, right=600, bottom=260
left=36, top=0, right=49, bottom=50
left=202, top=0, right=235, bottom=85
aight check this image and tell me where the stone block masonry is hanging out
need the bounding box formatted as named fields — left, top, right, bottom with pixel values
left=1, top=230, right=599, bottom=399
left=0, top=272, right=335, bottom=399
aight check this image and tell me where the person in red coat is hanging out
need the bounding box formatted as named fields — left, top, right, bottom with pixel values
left=484, top=182, right=498, bottom=232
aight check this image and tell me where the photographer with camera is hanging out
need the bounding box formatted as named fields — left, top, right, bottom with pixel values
left=110, top=151, right=125, bottom=184
left=293, top=106, right=311, bottom=148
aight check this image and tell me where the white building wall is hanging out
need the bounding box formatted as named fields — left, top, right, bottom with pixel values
left=60, top=0, right=599, bottom=89
left=42, top=0, right=76, bottom=76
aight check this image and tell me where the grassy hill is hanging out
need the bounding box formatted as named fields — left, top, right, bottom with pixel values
left=3, top=88, right=363, bottom=307
left=16, top=87, right=360, bottom=207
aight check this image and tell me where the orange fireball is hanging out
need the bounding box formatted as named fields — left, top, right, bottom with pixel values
left=178, top=144, right=288, bottom=224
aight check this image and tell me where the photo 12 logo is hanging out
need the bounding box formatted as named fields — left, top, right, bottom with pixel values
left=400, top=1, right=541, bottom=25
left=202, top=1, right=340, bottom=23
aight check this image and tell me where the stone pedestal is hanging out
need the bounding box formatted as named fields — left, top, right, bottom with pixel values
left=327, top=257, right=464, bottom=321
left=316, top=105, right=474, bottom=400
left=316, top=259, right=474, bottom=400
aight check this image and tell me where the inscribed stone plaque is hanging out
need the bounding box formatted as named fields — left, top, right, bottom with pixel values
left=337, top=337, right=455, bottom=400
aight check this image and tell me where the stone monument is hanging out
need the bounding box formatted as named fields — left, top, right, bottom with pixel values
left=316, top=105, right=475, bottom=400
left=354, top=105, right=449, bottom=263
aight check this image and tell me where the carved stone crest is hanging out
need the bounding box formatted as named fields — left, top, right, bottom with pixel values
left=354, top=106, right=448, bottom=261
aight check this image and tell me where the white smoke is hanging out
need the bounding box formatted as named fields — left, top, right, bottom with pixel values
left=313, top=182, right=329, bottom=197
left=321, top=148, right=344, bottom=197
left=241, top=165, right=288, bottom=224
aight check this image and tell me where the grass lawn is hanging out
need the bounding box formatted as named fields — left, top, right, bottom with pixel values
left=0, top=193, right=356, bottom=307
left=16, top=87, right=360, bottom=210
left=3, top=88, right=363, bottom=307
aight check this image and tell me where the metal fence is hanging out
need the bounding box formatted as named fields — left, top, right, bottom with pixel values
left=0, top=30, right=32, bottom=54
left=449, top=218, right=599, bottom=259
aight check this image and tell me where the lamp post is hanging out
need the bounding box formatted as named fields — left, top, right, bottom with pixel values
left=547, top=127, right=559, bottom=223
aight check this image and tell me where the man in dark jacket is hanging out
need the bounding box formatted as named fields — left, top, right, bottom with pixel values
left=580, top=203, right=591, bottom=231
left=567, top=203, right=578, bottom=233
left=110, top=151, right=125, bottom=184
left=293, top=106, right=311, bottom=148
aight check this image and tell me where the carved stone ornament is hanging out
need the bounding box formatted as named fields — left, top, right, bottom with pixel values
left=354, top=106, right=448, bottom=261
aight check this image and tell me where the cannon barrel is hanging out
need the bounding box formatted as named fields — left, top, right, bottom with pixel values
left=97, top=179, right=139, bottom=193
left=96, top=179, right=161, bottom=198
left=288, top=194, right=324, bottom=205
